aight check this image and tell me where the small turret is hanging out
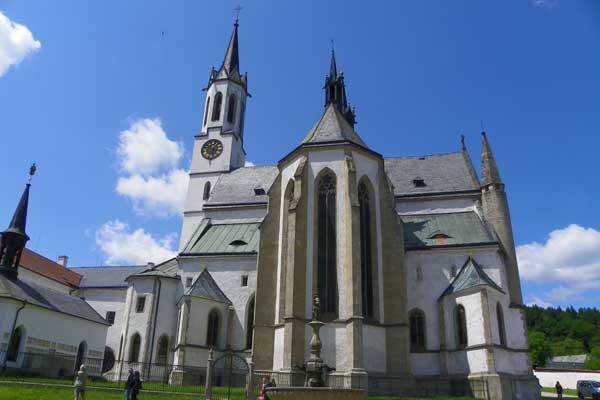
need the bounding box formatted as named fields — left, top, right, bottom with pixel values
left=479, top=133, right=523, bottom=306
left=323, top=49, right=356, bottom=127
left=0, top=164, right=36, bottom=280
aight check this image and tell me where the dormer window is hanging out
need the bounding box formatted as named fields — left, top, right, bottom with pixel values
left=254, top=187, right=266, bottom=196
left=230, top=239, right=248, bottom=246
left=429, top=232, right=452, bottom=245
left=413, top=178, right=426, bottom=188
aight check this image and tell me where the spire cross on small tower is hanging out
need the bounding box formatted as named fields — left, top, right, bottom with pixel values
left=480, top=120, right=485, bottom=133
left=27, top=163, right=37, bottom=185
left=233, top=4, right=243, bottom=23
left=460, top=133, right=466, bottom=151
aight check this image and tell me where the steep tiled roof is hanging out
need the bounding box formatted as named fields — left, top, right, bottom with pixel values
left=0, top=275, right=107, bottom=325
left=72, top=265, right=145, bottom=288
left=183, top=268, right=231, bottom=304
left=441, top=257, right=504, bottom=297
left=301, top=103, right=368, bottom=148
left=20, top=248, right=81, bottom=288
left=182, top=221, right=259, bottom=255
left=402, top=212, right=496, bottom=250
left=384, top=151, right=480, bottom=197
left=206, top=166, right=278, bottom=206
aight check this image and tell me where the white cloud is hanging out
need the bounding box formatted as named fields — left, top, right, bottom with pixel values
left=116, top=168, right=188, bottom=217
left=244, top=160, right=255, bottom=167
left=95, top=220, right=177, bottom=265
left=517, top=224, right=600, bottom=301
left=526, top=296, right=554, bottom=309
left=117, top=118, right=183, bottom=175
left=0, top=11, right=41, bottom=77
left=531, top=0, right=558, bottom=8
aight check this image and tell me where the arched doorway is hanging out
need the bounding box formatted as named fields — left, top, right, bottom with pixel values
left=75, top=341, right=87, bottom=371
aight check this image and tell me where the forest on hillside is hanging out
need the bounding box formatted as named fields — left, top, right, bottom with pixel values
left=525, top=305, right=600, bottom=369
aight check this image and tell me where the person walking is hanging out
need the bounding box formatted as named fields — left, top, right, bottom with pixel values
left=73, top=364, right=87, bottom=400
left=124, top=369, right=134, bottom=400
left=555, top=381, right=563, bottom=400
left=131, top=370, right=143, bottom=400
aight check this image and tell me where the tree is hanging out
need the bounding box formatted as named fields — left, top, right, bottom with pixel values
left=529, top=331, right=552, bottom=367
left=551, top=337, right=586, bottom=357
left=584, top=347, right=600, bottom=370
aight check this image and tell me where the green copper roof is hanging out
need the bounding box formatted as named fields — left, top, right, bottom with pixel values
left=402, top=212, right=496, bottom=249
left=441, top=257, right=504, bottom=297
left=183, top=268, right=231, bottom=304
left=182, top=221, right=260, bottom=255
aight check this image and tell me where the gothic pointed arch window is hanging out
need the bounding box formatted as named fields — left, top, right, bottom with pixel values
left=409, top=309, right=426, bottom=352
left=455, top=305, right=468, bottom=348
left=206, top=309, right=220, bottom=347
left=246, top=296, right=255, bottom=350
left=212, top=92, right=223, bottom=121
left=204, top=97, right=210, bottom=126
left=6, top=326, right=23, bottom=362
left=239, top=101, right=246, bottom=137
left=129, top=333, right=141, bottom=362
left=203, top=181, right=211, bottom=201
left=358, top=180, right=374, bottom=319
left=497, top=303, right=506, bottom=346
left=317, top=171, right=338, bottom=318
left=156, top=335, right=169, bottom=365
left=227, top=94, right=236, bottom=123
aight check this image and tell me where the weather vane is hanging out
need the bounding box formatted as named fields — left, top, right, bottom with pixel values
left=234, top=4, right=243, bottom=22
left=28, top=163, right=37, bottom=184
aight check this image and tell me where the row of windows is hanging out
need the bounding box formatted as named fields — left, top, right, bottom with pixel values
left=203, top=92, right=245, bottom=128
left=408, top=303, right=507, bottom=352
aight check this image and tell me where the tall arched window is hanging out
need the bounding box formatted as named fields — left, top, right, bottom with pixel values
left=497, top=303, right=506, bottom=346
left=239, top=102, right=246, bottom=136
left=204, top=97, right=210, bottom=126
left=206, top=310, right=220, bottom=347
left=102, top=346, right=115, bottom=373
left=212, top=92, right=223, bottom=121
left=75, top=341, right=87, bottom=371
left=317, top=172, right=338, bottom=318
left=409, top=309, right=426, bottom=352
left=156, top=335, right=169, bottom=365
left=203, top=181, right=211, bottom=201
left=358, top=181, right=374, bottom=319
left=129, top=334, right=141, bottom=362
left=227, top=94, right=236, bottom=123
left=246, top=296, right=255, bottom=350
left=455, top=305, right=468, bottom=348
left=6, top=326, right=23, bottom=362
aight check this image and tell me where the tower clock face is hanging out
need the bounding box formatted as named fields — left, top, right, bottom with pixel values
left=201, top=139, right=224, bottom=160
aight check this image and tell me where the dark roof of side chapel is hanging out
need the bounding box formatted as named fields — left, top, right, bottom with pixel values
left=402, top=212, right=496, bottom=250
left=72, top=265, right=146, bottom=288
left=0, top=275, right=108, bottom=325
left=205, top=166, right=278, bottom=206
left=441, top=256, right=504, bottom=297
left=300, top=103, right=368, bottom=148
left=129, top=258, right=180, bottom=279
left=182, top=268, right=232, bottom=304
left=384, top=151, right=480, bottom=197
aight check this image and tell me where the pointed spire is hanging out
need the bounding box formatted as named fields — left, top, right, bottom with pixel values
left=481, top=132, right=503, bottom=186
left=4, top=164, right=36, bottom=239
left=324, top=48, right=356, bottom=127
left=222, top=18, right=240, bottom=75
left=329, top=48, right=337, bottom=79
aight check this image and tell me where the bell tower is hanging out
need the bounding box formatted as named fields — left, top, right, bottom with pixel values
left=180, top=18, right=249, bottom=249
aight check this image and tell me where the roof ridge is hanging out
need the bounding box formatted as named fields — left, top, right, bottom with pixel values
left=384, top=150, right=464, bottom=160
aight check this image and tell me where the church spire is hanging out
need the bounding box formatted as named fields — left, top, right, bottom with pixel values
left=222, top=18, right=240, bottom=75
left=481, top=132, right=503, bottom=187
left=0, top=164, right=36, bottom=279
left=324, top=49, right=356, bottom=127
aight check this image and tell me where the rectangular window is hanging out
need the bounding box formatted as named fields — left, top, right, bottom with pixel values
left=106, top=311, right=116, bottom=325
left=186, top=277, right=193, bottom=288
left=135, top=296, right=146, bottom=313
left=241, top=275, right=248, bottom=287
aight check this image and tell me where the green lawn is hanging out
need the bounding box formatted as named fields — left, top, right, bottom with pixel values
left=542, top=386, right=578, bottom=396
left=0, top=385, right=477, bottom=400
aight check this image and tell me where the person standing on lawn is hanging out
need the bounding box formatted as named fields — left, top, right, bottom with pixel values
left=555, top=381, right=563, bottom=400
left=73, top=364, right=87, bottom=400
left=131, top=370, right=143, bottom=400
left=124, top=369, right=134, bottom=399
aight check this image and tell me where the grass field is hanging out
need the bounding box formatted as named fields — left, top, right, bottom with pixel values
left=542, top=386, right=578, bottom=396
left=0, top=384, right=477, bottom=400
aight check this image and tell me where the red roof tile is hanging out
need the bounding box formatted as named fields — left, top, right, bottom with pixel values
left=19, top=248, right=81, bottom=288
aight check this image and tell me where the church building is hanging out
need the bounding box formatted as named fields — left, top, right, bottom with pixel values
left=63, top=19, right=538, bottom=399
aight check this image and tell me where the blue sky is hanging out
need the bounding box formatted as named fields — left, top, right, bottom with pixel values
left=1, top=0, right=599, bottom=308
